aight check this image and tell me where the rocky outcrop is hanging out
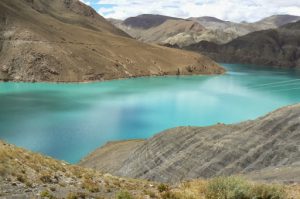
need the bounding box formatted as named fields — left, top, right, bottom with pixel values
left=80, top=104, right=300, bottom=183
left=184, top=21, right=300, bottom=68
left=0, top=0, right=223, bottom=82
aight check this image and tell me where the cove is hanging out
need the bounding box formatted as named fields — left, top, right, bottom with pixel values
left=1, top=64, right=300, bottom=163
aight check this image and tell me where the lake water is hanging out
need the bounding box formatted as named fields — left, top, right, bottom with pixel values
left=1, top=64, right=300, bottom=163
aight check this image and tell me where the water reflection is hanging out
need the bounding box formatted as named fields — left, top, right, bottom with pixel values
left=0, top=64, right=300, bottom=163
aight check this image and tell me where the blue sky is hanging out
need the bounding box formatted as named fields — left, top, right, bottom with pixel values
left=79, top=0, right=300, bottom=22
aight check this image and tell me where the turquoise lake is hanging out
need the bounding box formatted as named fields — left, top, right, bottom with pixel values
left=1, top=64, right=300, bottom=163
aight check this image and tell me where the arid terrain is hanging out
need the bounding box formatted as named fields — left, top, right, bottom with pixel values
left=0, top=0, right=223, bottom=82
left=81, top=104, right=300, bottom=183
left=1, top=1, right=300, bottom=199
left=1, top=104, right=300, bottom=198
left=109, top=14, right=300, bottom=47
left=182, top=21, right=300, bottom=68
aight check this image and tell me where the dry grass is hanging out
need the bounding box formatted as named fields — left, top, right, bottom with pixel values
left=1, top=140, right=299, bottom=199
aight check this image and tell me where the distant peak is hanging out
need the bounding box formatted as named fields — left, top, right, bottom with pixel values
left=196, top=16, right=225, bottom=22
left=123, top=14, right=181, bottom=29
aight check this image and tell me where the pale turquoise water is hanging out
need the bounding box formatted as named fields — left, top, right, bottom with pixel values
left=1, top=64, right=300, bottom=163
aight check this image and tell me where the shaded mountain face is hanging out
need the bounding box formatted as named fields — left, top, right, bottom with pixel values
left=123, top=14, right=180, bottom=29
left=109, top=14, right=300, bottom=47
left=0, top=0, right=223, bottom=82
left=80, top=103, right=300, bottom=183
left=183, top=21, right=300, bottom=68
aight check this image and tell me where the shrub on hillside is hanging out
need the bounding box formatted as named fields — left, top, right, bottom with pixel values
left=205, top=176, right=286, bottom=199
left=116, top=190, right=133, bottom=199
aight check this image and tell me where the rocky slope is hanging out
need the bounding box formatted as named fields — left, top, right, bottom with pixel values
left=184, top=21, right=300, bottom=68
left=109, top=14, right=300, bottom=47
left=80, top=104, right=300, bottom=183
left=0, top=1, right=223, bottom=82
left=0, top=140, right=163, bottom=198
left=3, top=140, right=298, bottom=199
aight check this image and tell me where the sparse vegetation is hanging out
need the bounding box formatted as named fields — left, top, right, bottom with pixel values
left=0, top=140, right=299, bottom=199
left=40, top=190, right=56, bottom=199
left=66, top=192, right=87, bottom=199
left=205, top=176, right=286, bottom=199
left=158, top=183, right=169, bottom=192
left=40, top=173, right=53, bottom=183
left=116, top=190, right=134, bottom=199
left=82, top=179, right=100, bottom=193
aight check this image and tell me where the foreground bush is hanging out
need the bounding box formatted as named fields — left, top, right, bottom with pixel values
left=205, top=176, right=286, bottom=199
left=116, top=190, right=133, bottom=199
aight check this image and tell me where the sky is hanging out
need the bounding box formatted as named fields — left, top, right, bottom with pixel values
left=79, top=0, right=300, bottom=22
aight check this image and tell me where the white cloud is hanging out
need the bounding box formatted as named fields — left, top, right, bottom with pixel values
left=96, top=0, right=300, bottom=22
left=79, top=0, right=91, bottom=6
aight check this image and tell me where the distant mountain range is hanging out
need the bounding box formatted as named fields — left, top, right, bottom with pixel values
left=183, top=21, right=300, bottom=68
left=0, top=0, right=223, bottom=82
left=108, top=14, right=300, bottom=47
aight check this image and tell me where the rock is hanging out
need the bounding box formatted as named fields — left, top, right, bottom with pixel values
left=1, top=65, right=9, bottom=72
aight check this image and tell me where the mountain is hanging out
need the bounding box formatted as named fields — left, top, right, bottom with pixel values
left=0, top=1, right=223, bottom=82
left=80, top=103, right=300, bottom=183
left=191, top=15, right=300, bottom=31
left=183, top=21, right=300, bottom=68
left=109, top=14, right=300, bottom=47
left=123, top=14, right=180, bottom=29
left=255, top=14, right=300, bottom=28
left=109, top=14, right=207, bottom=47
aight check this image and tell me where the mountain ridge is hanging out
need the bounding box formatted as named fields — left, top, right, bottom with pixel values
left=0, top=0, right=223, bottom=82
left=108, top=14, right=300, bottom=47
left=183, top=20, right=300, bottom=68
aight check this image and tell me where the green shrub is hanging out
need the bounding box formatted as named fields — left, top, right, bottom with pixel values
left=40, top=190, right=56, bottom=199
left=16, top=174, right=26, bottom=183
left=205, top=176, right=286, bottom=199
left=67, top=192, right=87, bottom=199
left=116, top=190, right=133, bottom=199
left=158, top=183, right=169, bottom=192
left=205, top=176, right=250, bottom=199
left=250, top=184, right=286, bottom=199
left=161, top=191, right=180, bottom=199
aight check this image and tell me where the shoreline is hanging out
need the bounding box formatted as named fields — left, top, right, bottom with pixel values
left=0, top=71, right=226, bottom=84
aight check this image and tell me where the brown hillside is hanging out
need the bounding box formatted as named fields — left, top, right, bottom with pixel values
left=0, top=0, right=223, bottom=82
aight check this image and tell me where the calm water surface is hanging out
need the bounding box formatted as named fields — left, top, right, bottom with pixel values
left=1, top=64, right=300, bottom=163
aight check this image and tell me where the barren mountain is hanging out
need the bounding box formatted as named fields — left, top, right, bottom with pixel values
left=0, top=1, right=223, bottom=82
left=184, top=21, right=300, bottom=68
left=123, top=14, right=180, bottom=29
left=80, top=104, right=300, bottom=183
left=109, top=14, right=300, bottom=47
left=110, top=15, right=207, bottom=47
